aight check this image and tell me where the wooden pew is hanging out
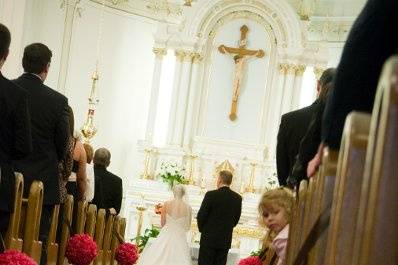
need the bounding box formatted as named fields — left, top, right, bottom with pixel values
left=109, top=217, right=127, bottom=264
left=324, top=112, right=371, bottom=265
left=5, top=173, right=24, bottom=251
left=310, top=148, right=338, bottom=265
left=75, top=200, right=88, bottom=234
left=21, top=181, right=44, bottom=263
left=85, top=204, right=97, bottom=237
left=46, top=204, right=60, bottom=265
left=286, top=180, right=308, bottom=265
left=352, top=56, right=398, bottom=265
left=93, top=209, right=106, bottom=265
left=57, top=195, right=73, bottom=265
left=102, top=214, right=115, bottom=264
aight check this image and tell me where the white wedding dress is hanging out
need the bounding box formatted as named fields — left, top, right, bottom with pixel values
left=137, top=199, right=192, bottom=265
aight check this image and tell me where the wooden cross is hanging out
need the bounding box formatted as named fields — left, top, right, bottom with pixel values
left=218, top=25, right=265, bottom=121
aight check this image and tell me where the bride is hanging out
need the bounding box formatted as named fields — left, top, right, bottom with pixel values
left=137, top=184, right=192, bottom=265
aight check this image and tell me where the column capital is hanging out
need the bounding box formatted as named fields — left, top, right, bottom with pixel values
left=295, top=64, right=306, bottom=76
left=314, top=67, right=325, bottom=80
left=278, top=63, right=289, bottom=75
left=175, top=50, right=187, bottom=62
left=192, top=53, right=203, bottom=63
left=152, top=48, right=167, bottom=59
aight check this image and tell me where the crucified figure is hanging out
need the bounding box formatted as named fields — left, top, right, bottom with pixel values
left=218, top=25, right=265, bottom=121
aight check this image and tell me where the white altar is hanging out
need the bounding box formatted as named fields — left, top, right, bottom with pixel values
left=122, top=178, right=276, bottom=259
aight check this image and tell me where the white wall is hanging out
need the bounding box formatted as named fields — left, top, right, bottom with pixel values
left=3, top=0, right=157, bottom=181
left=64, top=1, right=156, bottom=180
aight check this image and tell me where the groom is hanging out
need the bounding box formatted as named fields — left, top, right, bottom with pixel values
left=197, top=170, right=242, bottom=265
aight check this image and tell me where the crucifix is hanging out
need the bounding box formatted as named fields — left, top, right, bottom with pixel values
left=218, top=25, right=265, bottom=121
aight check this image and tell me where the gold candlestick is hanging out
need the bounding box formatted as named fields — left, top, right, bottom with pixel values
left=141, top=148, right=155, bottom=179
left=136, top=205, right=147, bottom=239
left=246, top=162, right=257, bottom=193
left=185, top=154, right=198, bottom=185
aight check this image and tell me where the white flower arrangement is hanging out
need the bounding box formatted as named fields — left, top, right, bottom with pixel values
left=157, top=162, right=188, bottom=189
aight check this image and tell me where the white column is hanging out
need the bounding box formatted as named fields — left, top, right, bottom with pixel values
left=166, top=50, right=184, bottom=145
left=171, top=52, right=193, bottom=146
left=57, top=0, right=81, bottom=94
left=280, top=64, right=296, bottom=115
left=144, top=48, right=167, bottom=144
left=183, top=53, right=202, bottom=148
left=291, top=65, right=306, bottom=110
left=1, top=0, right=27, bottom=77
left=267, top=65, right=288, bottom=160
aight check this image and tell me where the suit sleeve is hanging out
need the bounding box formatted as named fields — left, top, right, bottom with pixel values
left=12, top=90, right=32, bottom=159
left=197, top=192, right=211, bottom=232
left=234, top=196, right=242, bottom=227
left=276, top=116, right=289, bottom=186
left=55, top=98, right=70, bottom=161
left=115, top=179, right=123, bottom=214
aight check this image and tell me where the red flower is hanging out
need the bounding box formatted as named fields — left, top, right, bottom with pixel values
left=238, top=256, right=262, bottom=265
left=65, top=234, right=98, bottom=265
left=115, top=243, right=139, bottom=265
left=0, top=250, right=37, bottom=265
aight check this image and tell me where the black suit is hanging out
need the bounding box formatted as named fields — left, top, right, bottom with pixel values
left=322, top=0, right=398, bottom=149
left=13, top=73, right=69, bottom=264
left=0, top=72, right=32, bottom=241
left=93, top=165, right=123, bottom=214
left=13, top=73, right=69, bottom=205
left=197, top=186, right=242, bottom=265
left=276, top=102, right=318, bottom=186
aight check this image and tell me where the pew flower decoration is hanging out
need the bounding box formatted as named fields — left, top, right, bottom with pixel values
left=238, top=256, right=262, bottom=265
left=0, top=250, right=37, bottom=265
left=65, top=234, right=98, bottom=265
left=115, top=242, right=139, bottom=265
left=157, top=162, right=188, bottom=189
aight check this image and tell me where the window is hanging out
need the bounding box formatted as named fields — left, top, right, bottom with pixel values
left=153, top=50, right=176, bottom=147
left=299, top=66, right=317, bottom=108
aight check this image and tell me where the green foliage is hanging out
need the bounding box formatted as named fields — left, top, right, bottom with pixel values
left=157, top=162, right=188, bottom=189
left=132, top=226, right=160, bottom=252
left=250, top=249, right=263, bottom=257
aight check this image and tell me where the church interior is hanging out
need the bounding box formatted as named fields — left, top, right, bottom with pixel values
left=1, top=0, right=397, bottom=264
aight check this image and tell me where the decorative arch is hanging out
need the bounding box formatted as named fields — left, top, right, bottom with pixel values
left=184, top=0, right=304, bottom=51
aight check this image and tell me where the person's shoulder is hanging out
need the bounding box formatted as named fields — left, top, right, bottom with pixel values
left=1, top=76, right=27, bottom=97
left=229, top=189, right=242, bottom=201
left=108, top=170, right=122, bottom=183
left=43, top=84, right=67, bottom=103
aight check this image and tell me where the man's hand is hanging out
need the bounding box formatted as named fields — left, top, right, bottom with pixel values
left=307, top=143, right=325, bottom=177
left=109, top=208, right=117, bottom=215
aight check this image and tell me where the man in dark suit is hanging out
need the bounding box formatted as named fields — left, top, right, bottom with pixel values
left=92, top=148, right=123, bottom=215
left=197, top=170, right=242, bottom=265
left=13, top=43, right=69, bottom=264
left=0, top=23, right=32, bottom=249
left=308, top=0, right=398, bottom=176
left=276, top=68, right=336, bottom=186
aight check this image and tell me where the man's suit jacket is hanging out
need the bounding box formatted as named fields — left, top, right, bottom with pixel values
left=322, top=0, right=398, bottom=149
left=0, top=72, right=32, bottom=212
left=197, top=186, right=242, bottom=249
left=276, top=101, right=319, bottom=186
left=13, top=73, right=69, bottom=205
left=93, top=165, right=123, bottom=214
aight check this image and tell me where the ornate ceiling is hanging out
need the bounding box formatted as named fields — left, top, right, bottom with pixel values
left=88, top=0, right=367, bottom=41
